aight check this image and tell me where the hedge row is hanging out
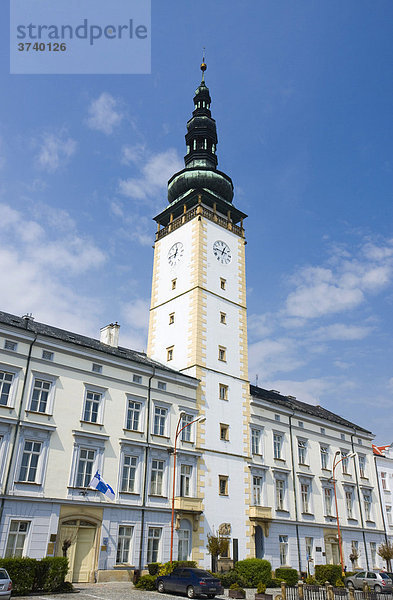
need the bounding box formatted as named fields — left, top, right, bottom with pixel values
left=0, top=557, right=70, bottom=596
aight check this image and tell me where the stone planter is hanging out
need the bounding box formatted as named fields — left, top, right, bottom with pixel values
left=255, top=594, right=273, bottom=600
left=228, top=590, right=246, bottom=599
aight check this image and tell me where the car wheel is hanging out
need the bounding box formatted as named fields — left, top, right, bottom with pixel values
left=346, top=582, right=354, bottom=589
left=157, top=580, right=165, bottom=593
left=187, top=586, right=196, bottom=598
left=374, top=585, right=382, bottom=593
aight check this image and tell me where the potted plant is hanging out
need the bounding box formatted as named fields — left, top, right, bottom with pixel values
left=229, top=583, right=246, bottom=599
left=255, top=582, right=273, bottom=600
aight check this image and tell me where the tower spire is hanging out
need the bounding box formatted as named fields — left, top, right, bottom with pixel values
left=201, top=48, right=207, bottom=83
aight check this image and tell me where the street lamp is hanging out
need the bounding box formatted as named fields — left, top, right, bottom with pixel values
left=330, top=450, right=357, bottom=576
left=170, top=413, right=206, bottom=563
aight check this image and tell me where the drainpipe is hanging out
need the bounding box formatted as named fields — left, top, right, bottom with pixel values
left=138, top=365, right=155, bottom=571
left=351, top=432, right=369, bottom=569
left=0, top=332, right=38, bottom=529
left=289, top=412, right=302, bottom=573
left=374, top=454, right=389, bottom=546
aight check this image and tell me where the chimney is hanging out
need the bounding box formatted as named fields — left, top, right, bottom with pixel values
left=100, top=322, right=120, bottom=347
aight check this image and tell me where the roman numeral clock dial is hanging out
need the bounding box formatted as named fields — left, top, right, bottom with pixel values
left=167, top=242, right=184, bottom=266
left=213, top=240, right=232, bottom=264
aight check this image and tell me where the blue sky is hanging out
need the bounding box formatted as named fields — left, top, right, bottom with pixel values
left=1, top=1, right=393, bottom=442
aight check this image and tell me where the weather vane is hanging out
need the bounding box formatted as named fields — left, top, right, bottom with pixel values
left=201, top=47, right=207, bottom=82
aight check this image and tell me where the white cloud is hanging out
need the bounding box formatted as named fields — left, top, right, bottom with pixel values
left=36, top=131, right=76, bottom=172
left=119, top=299, right=150, bottom=352
left=121, top=144, right=146, bottom=165
left=311, top=323, right=373, bottom=341
left=0, top=136, right=5, bottom=170
left=249, top=337, right=306, bottom=379
left=87, top=92, right=123, bottom=135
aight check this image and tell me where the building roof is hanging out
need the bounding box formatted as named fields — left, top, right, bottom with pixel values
left=0, top=311, right=197, bottom=382
left=373, top=444, right=392, bottom=457
left=250, top=384, right=372, bottom=435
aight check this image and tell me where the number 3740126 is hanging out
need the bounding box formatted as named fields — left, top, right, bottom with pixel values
left=18, top=42, right=67, bottom=51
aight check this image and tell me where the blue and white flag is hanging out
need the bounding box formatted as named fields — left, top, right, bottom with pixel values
left=89, top=471, right=115, bottom=501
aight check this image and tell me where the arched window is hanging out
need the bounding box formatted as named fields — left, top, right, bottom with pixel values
left=177, top=519, right=192, bottom=561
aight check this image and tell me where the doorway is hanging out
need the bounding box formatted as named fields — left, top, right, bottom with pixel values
left=58, top=519, right=98, bottom=582
left=255, top=525, right=264, bottom=559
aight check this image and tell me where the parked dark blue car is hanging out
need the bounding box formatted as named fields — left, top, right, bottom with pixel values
left=156, top=568, right=223, bottom=598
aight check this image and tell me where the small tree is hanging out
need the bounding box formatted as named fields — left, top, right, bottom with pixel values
left=378, top=541, right=393, bottom=570
left=206, top=533, right=229, bottom=572
left=349, top=547, right=359, bottom=570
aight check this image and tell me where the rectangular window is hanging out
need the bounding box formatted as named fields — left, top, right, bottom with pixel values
left=220, top=424, right=229, bottom=441
left=169, top=313, right=175, bottom=325
left=298, top=440, right=307, bottom=464
left=30, top=379, right=51, bottom=413
left=346, top=490, right=353, bottom=519
left=220, top=278, right=226, bottom=290
left=301, top=482, right=310, bottom=513
left=167, top=346, right=174, bottom=361
left=279, top=535, right=288, bottom=566
left=147, top=527, right=161, bottom=563
left=341, top=433, right=346, bottom=441
left=325, top=488, right=333, bottom=515
left=126, top=399, right=141, bottom=431
left=253, top=476, right=262, bottom=506
left=76, top=448, right=96, bottom=487
left=42, top=350, right=54, bottom=361
left=92, top=363, right=102, bottom=373
left=320, top=427, right=326, bottom=435
left=276, top=479, right=285, bottom=510
left=381, top=472, right=387, bottom=490
left=370, top=541, right=377, bottom=567
left=83, top=390, right=102, bottom=423
left=133, top=374, right=142, bottom=384
left=363, top=492, right=371, bottom=520
left=341, top=451, right=349, bottom=474
left=180, top=464, right=192, bottom=497
left=153, top=406, right=167, bottom=436
left=298, top=421, right=304, bottom=428
left=178, top=528, right=190, bottom=561
left=219, top=383, right=228, bottom=400
left=218, top=346, right=227, bottom=362
left=18, top=440, right=42, bottom=482
left=273, top=433, right=283, bottom=459
left=157, top=381, right=166, bottom=391
left=220, top=312, right=227, bottom=324
left=171, top=279, right=177, bottom=290
left=275, top=414, right=280, bottom=422
left=320, top=445, right=329, bottom=469
left=116, top=525, right=133, bottom=564
left=181, top=414, right=193, bottom=442
left=121, top=455, right=137, bottom=492
left=5, top=521, right=30, bottom=557
left=251, top=429, right=261, bottom=455
left=305, top=537, right=313, bottom=561
left=4, top=340, right=17, bottom=351
left=150, top=459, right=164, bottom=495
left=386, top=505, right=392, bottom=526
left=219, top=475, right=228, bottom=496
left=0, top=370, right=14, bottom=406
left=358, top=455, right=366, bottom=478
left=358, top=438, right=362, bottom=445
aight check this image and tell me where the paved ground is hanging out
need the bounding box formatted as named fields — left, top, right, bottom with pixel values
left=15, top=582, right=281, bottom=600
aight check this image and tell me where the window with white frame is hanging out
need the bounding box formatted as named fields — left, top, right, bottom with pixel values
left=301, top=482, right=310, bottom=513
left=29, top=378, right=52, bottom=413
left=386, top=505, right=392, bottom=525
left=381, top=472, right=387, bottom=490
left=253, top=476, right=262, bottom=506
left=298, top=439, right=307, bottom=464
left=157, top=381, right=166, bottom=391
left=180, top=464, right=192, bottom=497
left=219, top=475, right=228, bottom=496
left=279, top=535, right=288, bottom=566
left=42, top=350, right=54, bottom=361
left=273, top=433, right=283, bottom=459
left=133, top=374, right=142, bottom=384
left=121, top=455, right=137, bottom=493
left=0, top=370, right=14, bottom=406
left=76, top=448, right=96, bottom=487
left=219, top=383, right=228, bottom=401
left=18, top=440, right=42, bottom=482
left=251, top=428, right=262, bottom=455
left=92, top=363, right=102, bottom=374
left=341, top=451, right=349, bottom=474
left=305, top=537, right=313, bottom=561
left=126, top=399, right=141, bottom=431
left=5, top=521, right=30, bottom=557
left=358, top=455, right=366, bottom=478
left=150, top=459, right=164, bottom=495
left=324, top=487, right=333, bottom=516
left=4, top=340, right=17, bottom=352
left=83, top=390, right=103, bottom=423
left=320, top=445, right=329, bottom=469
left=370, top=541, right=377, bottom=567
left=116, top=525, right=133, bottom=564
left=363, top=491, right=372, bottom=520
left=275, top=478, right=285, bottom=510
left=147, top=527, right=161, bottom=563
left=153, top=406, right=167, bottom=436
left=181, top=414, right=193, bottom=442
left=178, top=528, right=190, bottom=561
left=346, top=489, right=354, bottom=519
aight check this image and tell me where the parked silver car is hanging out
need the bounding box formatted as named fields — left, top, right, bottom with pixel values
left=345, top=571, right=392, bottom=592
left=0, top=569, right=12, bottom=600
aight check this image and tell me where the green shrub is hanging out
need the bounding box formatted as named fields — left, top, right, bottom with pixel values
left=0, top=557, right=37, bottom=595
left=257, top=582, right=267, bottom=594
left=334, top=580, right=345, bottom=588
left=148, top=562, right=161, bottom=575
left=135, top=574, right=157, bottom=590
left=158, top=560, right=197, bottom=576
left=315, top=565, right=342, bottom=586
left=235, top=558, right=272, bottom=587
left=215, top=569, right=246, bottom=588
left=41, top=557, right=69, bottom=591
left=305, top=576, right=317, bottom=585
left=230, top=583, right=240, bottom=589
left=266, top=578, right=284, bottom=588
left=275, top=568, right=298, bottom=586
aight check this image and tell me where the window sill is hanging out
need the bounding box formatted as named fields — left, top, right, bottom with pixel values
left=123, top=428, right=143, bottom=434
left=252, top=453, right=263, bottom=457
left=321, top=468, right=331, bottom=472
left=365, top=520, right=375, bottom=524
left=219, top=494, right=229, bottom=497
left=25, top=410, right=53, bottom=416
left=298, top=463, right=310, bottom=467
left=151, top=434, right=170, bottom=440
left=148, top=494, right=168, bottom=499
left=274, top=458, right=286, bottom=463
left=301, top=512, right=314, bottom=516
left=347, top=517, right=358, bottom=522
left=325, top=514, right=336, bottom=519
left=360, top=476, right=369, bottom=481
left=276, top=509, right=289, bottom=513
left=14, top=480, right=42, bottom=486
left=80, top=420, right=104, bottom=426
left=119, top=491, right=140, bottom=496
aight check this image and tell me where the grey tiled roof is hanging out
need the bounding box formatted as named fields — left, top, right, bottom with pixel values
left=250, top=384, right=371, bottom=434
left=0, top=311, right=196, bottom=380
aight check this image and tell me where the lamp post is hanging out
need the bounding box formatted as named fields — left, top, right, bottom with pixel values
left=170, top=413, right=206, bottom=563
left=331, top=450, right=357, bottom=576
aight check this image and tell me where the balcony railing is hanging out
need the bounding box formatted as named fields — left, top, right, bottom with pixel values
left=156, top=204, right=244, bottom=241
left=174, top=496, right=203, bottom=513
left=249, top=505, right=272, bottom=521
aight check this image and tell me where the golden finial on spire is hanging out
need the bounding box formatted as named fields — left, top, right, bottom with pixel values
left=200, top=47, right=207, bottom=82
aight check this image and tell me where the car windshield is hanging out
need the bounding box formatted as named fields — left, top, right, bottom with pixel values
left=0, top=570, right=8, bottom=580
left=380, top=573, right=390, bottom=579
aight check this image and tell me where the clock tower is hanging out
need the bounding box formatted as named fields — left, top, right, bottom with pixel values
left=147, top=61, right=251, bottom=565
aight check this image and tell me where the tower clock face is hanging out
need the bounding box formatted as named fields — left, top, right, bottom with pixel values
left=168, top=242, right=184, bottom=266
left=213, top=240, right=232, bottom=264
